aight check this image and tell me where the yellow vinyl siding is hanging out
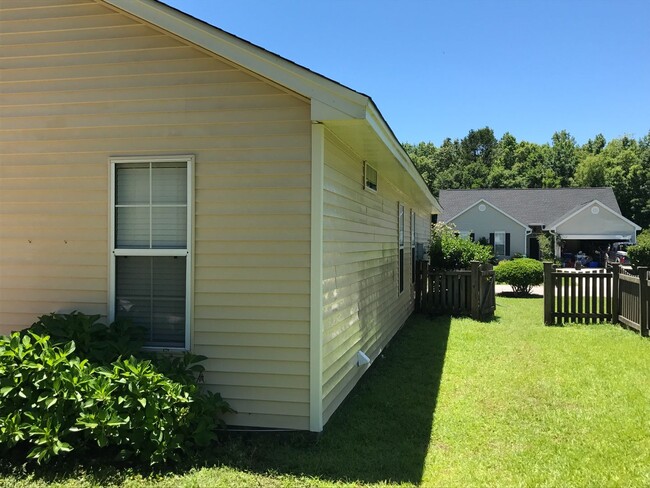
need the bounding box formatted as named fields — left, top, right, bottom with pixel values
left=321, top=130, right=425, bottom=423
left=0, top=0, right=310, bottom=430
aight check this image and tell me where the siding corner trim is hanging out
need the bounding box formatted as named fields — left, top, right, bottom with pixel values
left=309, top=123, right=325, bottom=431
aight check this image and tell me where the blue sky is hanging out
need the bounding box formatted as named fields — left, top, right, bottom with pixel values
left=163, top=0, right=650, bottom=146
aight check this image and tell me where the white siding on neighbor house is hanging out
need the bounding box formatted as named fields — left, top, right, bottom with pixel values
left=321, top=130, right=430, bottom=424
left=0, top=0, right=311, bottom=430
left=448, top=204, right=527, bottom=257
left=554, top=202, right=637, bottom=238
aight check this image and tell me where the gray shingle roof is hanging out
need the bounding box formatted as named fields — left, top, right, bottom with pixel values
left=438, top=188, right=622, bottom=227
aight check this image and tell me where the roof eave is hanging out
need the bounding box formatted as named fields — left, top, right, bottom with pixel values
left=365, top=101, right=441, bottom=213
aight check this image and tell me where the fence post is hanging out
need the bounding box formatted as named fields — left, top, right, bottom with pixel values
left=470, top=260, right=480, bottom=320
left=611, top=263, right=620, bottom=324
left=639, top=267, right=648, bottom=337
left=543, top=262, right=554, bottom=325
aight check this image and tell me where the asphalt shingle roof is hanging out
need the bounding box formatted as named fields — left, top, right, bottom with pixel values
left=438, top=188, right=622, bottom=227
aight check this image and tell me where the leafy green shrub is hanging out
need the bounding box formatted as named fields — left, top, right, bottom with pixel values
left=627, top=229, right=650, bottom=268
left=0, top=314, right=233, bottom=465
left=0, top=333, right=86, bottom=463
left=27, top=311, right=145, bottom=365
left=428, top=223, right=493, bottom=270
left=494, top=258, right=544, bottom=296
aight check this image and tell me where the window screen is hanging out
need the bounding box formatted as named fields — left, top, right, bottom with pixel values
left=364, top=162, right=378, bottom=192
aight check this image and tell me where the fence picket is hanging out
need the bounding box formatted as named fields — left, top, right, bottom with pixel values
left=570, top=274, right=577, bottom=320
left=543, top=263, right=648, bottom=335
left=414, top=261, right=495, bottom=321
left=577, top=274, right=583, bottom=323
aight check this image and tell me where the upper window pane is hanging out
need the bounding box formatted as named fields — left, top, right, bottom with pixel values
left=116, top=207, right=150, bottom=248
left=152, top=207, right=187, bottom=248
left=116, top=163, right=149, bottom=205
left=152, top=163, right=187, bottom=204
left=114, top=161, right=188, bottom=250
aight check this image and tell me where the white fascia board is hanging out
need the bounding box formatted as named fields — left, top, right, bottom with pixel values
left=364, top=102, right=441, bottom=213
left=446, top=199, right=531, bottom=231
left=311, top=99, right=357, bottom=122
left=100, top=0, right=367, bottom=119
left=548, top=199, right=641, bottom=231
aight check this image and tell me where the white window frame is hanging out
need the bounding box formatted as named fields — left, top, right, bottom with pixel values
left=108, top=155, right=194, bottom=351
left=411, top=210, right=416, bottom=285
left=398, top=203, right=405, bottom=295
left=364, top=161, right=378, bottom=192
left=458, top=231, right=471, bottom=240
left=494, top=231, right=506, bottom=257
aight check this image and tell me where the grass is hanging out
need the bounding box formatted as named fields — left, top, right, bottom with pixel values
left=2, top=297, right=649, bottom=487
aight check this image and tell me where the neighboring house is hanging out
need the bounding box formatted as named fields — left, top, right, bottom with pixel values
left=0, top=0, right=441, bottom=431
left=439, top=188, right=640, bottom=260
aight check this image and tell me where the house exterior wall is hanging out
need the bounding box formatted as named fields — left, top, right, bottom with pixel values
left=0, top=0, right=312, bottom=430
left=554, top=203, right=637, bottom=239
left=320, top=130, right=430, bottom=424
left=448, top=204, right=527, bottom=257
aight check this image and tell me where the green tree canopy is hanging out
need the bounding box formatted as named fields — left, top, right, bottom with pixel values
left=403, top=128, right=650, bottom=228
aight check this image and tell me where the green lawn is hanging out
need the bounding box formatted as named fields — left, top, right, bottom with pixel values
left=2, top=297, right=650, bottom=487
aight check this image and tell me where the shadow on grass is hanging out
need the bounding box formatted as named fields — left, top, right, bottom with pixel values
left=0, top=314, right=451, bottom=486
left=213, top=313, right=452, bottom=484
left=497, top=291, right=543, bottom=299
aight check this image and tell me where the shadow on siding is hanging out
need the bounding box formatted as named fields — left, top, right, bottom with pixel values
left=219, top=312, right=451, bottom=484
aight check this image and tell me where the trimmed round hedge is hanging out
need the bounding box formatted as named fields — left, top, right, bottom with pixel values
left=494, top=258, right=544, bottom=296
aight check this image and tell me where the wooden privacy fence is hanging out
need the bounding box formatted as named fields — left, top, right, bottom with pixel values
left=617, top=265, right=649, bottom=335
left=543, top=262, right=649, bottom=336
left=543, top=265, right=612, bottom=324
left=415, top=260, right=495, bottom=321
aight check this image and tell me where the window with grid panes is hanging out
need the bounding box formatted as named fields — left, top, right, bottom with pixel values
left=111, top=157, right=192, bottom=349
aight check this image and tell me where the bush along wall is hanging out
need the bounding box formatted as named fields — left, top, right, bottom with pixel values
left=428, top=223, right=494, bottom=270
left=0, top=313, right=233, bottom=465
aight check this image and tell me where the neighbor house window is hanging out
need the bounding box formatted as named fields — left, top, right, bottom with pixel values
left=399, top=203, right=405, bottom=294
left=110, top=156, right=193, bottom=349
left=494, top=232, right=506, bottom=256
left=491, top=231, right=510, bottom=257
left=364, top=162, right=377, bottom=192
left=411, top=210, right=416, bottom=284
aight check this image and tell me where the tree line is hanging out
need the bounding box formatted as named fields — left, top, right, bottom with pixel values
left=403, top=128, right=650, bottom=229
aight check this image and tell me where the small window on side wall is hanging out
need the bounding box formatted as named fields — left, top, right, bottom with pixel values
left=364, top=162, right=377, bottom=192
